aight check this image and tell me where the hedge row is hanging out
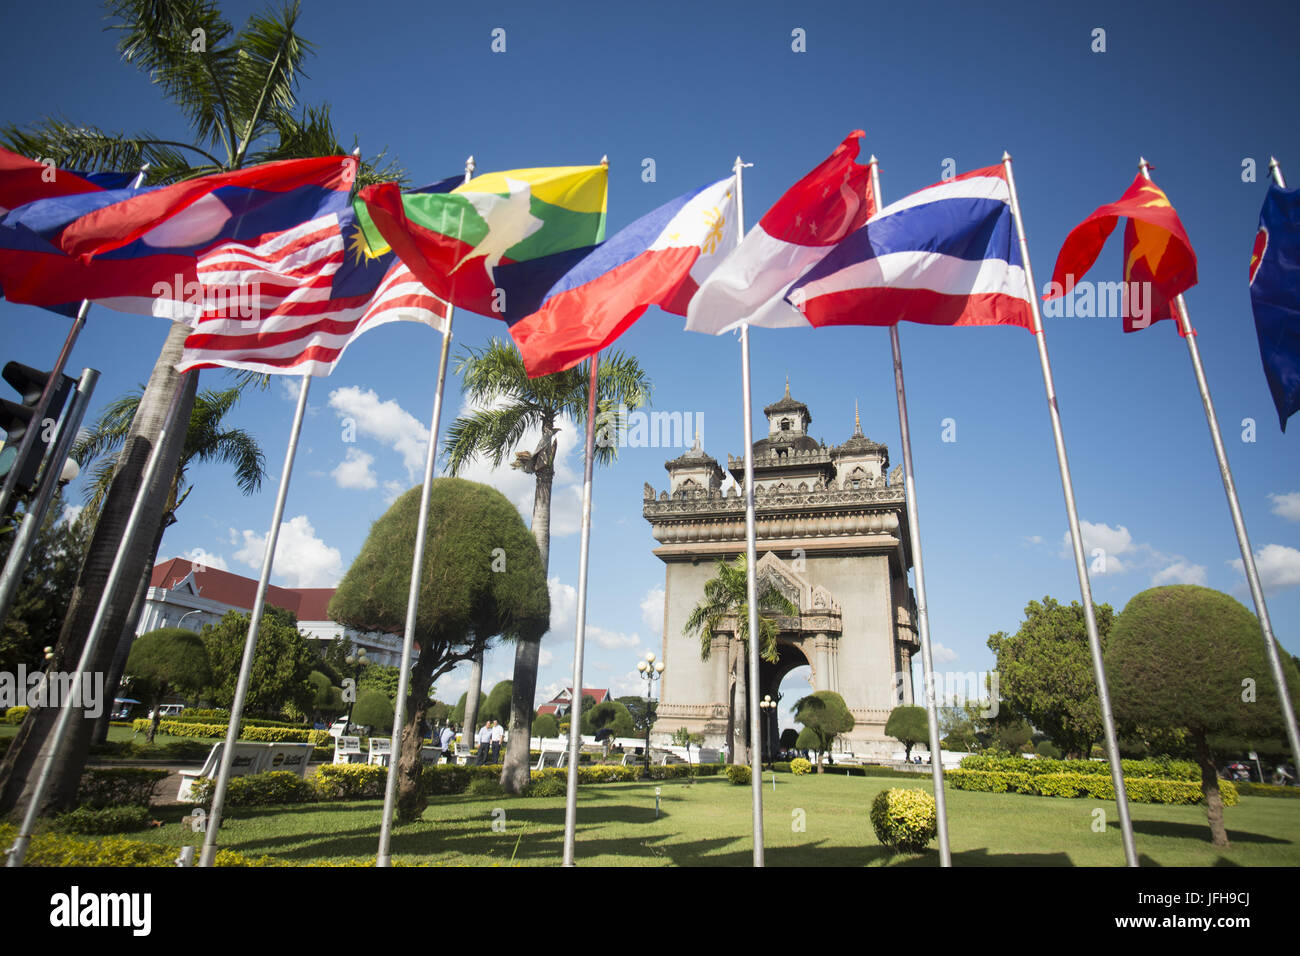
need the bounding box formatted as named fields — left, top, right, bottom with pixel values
left=1235, top=781, right=1300, bottom=799
left=188, top=761, right=694, bottom=808
left=3, top=705, right=29, bottom=724
left=155, top=713, right=309, bottom=730
left=131, top=718, right=331, bottom=746
left=0, top=823, right=303, bottom=867
left=958, top=754, right=1199, bottom=781
left=946, top=768, right=1238, bottom=806
left=77, top=768, right=170, bottom=809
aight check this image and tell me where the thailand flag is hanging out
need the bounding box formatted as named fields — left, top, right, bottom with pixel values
left=786, top=165, right=1034, bottom=331
left=509, top=176, right=737, bottom=377
left=685, top=131, right=874, bottom=334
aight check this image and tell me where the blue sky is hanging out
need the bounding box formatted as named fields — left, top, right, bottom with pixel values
left=4, top=1, right=1299, bottom=729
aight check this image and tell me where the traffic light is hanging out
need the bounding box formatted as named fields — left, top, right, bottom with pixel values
left=0, top=361, right=74, bottom=495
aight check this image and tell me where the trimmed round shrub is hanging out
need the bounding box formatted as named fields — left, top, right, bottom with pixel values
left=870, top=788, right=938, bottom=853
left=5, top=705, right=30, bottom=723
left=724, top=764, right=752, bottom=786
left=525, top=774, right=566, bottom=797
left=352, top=689, right=394, bottom=734
left=790, top=757, right=813, bottom=775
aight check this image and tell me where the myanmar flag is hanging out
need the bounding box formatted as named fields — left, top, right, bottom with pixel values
left=356, top=164, right=607, bottom=320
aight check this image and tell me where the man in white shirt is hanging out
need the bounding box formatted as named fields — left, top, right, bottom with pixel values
left=490, top=720, right=505, bottom=763
left=440, top=724, right=456, bottom=764
left=476, top=721, right=492, bottom=765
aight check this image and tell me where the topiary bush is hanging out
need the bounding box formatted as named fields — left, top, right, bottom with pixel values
left=870, top=788, right=938, bottom=854
left=790, top=757, right=813, bottom=775
left=49, top=805, right=152, bottom=835
left=188, top=771, right=319, bottom=808
left=725, top=764, right=751, bottom=786
left=312, top=764, right=390, bottom=800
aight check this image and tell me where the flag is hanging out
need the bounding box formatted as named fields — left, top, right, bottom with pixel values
left=1046, top=173, right=1198, bottom=331
left=508, top=176, right=738, bottom=377
left=176, top=204, right=447, bottom=376
left=1250, top=182, right=1300, bottom=431
left=785, top=165, right=1034, bottom=331
left=2, top=153, right=356, bottom=319
left=684, top=131, right=873, bottom=334
left=356, top=164, right=607, bottom=319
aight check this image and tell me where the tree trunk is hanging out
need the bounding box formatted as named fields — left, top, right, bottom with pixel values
left=395, top=647, right=435, bottom=822
left=733, top=643, right=748, bottom=766
left=0, top=322, right=199, bottom=820
left=1195, top=731, right=1229, bottom=848
left=462, top=652, right=483, bottom=752
left=501, top=427, right=554, bottom=794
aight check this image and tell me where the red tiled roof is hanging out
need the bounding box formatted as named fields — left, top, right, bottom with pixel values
left=544, top=687, right=609, bottom=706
left=149, top=558, right=337, bottom=622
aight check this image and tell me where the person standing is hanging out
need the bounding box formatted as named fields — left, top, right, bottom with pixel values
left=476, top=721, right=492, bottom=766
left=440, top=723, right=456, bottom=764
left=490, top=719, right=505, bottom=763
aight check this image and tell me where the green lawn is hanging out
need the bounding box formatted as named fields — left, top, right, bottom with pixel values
left=121, top=774, right=1300, bottom=866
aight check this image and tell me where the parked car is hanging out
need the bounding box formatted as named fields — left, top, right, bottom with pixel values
left=329, top=716, right=369, bottom=738
left=149, top=703, right=185, bottom=720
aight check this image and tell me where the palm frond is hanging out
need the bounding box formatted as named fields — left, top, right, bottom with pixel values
left=0, top=120, right=214, bottom=182
left=443, top=404, right=540, bottom=475
left=69, top=386, right=144, bottom=465
left=228, top=0, right=312, bottom=165
left=105, top=0, right=239, bottom=160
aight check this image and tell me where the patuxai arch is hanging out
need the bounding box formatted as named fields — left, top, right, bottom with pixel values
left=643, top=383, right=920, bottom=758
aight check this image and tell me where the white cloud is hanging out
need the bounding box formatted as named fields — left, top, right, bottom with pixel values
left=538, top=648, right=554, bottom=668
left=1269, top=492, right=1300, bottom=522
left=930, top=641, right=958, bottom=664
left=1152, top=561, right=1208, bottom=586
left=328, top=386, right=429, bottom=479
left=640, top=586, right=664, bottom=637
left=60, top=503, right=83, bottom=526
left=1062, top=521, right=1135, bottom=574
left=589, top=626, right=640, bottom=651
left=234, top=514, right=344, bottom=587
left=331, top=448, right=378, bottom=490
left=547, top=576, right=577, bottom=633
left=1022, top=534, right=1043, bottom=546
left=1230, top=544, right=1300, bottom=596
left=444, top=395, right=586, bottom=537
left=382, top=480, right=406, bottom=504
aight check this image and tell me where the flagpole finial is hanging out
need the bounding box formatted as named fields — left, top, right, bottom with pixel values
left=600, top=155, right=609, bottom=168
left=1138, top=157, right=1154, bottom=181
left=1001, top=150, right=1012, bottom=162
left=466, top=155, right=476, bottom=175
left=868, top=154, right=878, bottom=165
left=350, top=147, right=361, bottom=158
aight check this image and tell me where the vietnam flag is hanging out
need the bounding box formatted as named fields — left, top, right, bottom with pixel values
left=355, top=164, right=607, bottom=320
left=1047, top=173, right=1198, bottom=332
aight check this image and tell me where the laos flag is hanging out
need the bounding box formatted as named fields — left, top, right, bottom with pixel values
left=786, top=165, right=1034, bottom=331
left=1251, top=182, right=1300, bottom=432
left=510, top=176, right=737, bottom=377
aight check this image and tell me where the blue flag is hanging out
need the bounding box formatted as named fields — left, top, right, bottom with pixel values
left=1250, top=183, right=1300, bottom=432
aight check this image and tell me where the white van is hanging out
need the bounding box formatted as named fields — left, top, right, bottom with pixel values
left=150, top=704, right=186, bottom=719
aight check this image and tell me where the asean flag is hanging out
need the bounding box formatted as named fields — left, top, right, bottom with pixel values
left=509, top=177, right=738, bottom=377
left=1047, top=173, right=1198, bottom=332
left=685, top=131, right=874, bottom=334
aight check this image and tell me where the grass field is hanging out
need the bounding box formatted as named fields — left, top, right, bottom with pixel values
left=118, top=774, right=1300, bottom=867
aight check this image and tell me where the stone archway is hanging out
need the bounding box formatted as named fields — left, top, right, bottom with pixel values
left=757, top=637, right=810, bottom=761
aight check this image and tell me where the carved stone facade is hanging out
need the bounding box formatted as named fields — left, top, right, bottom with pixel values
left=643, top=386, right=920, bottom=758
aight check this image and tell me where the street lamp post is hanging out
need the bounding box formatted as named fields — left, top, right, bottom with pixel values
left=758, top=694, right=778, bottom=769
left=636, top=651, right=664, bottom=772
left=344, top=647, right=368, bottom=732
left=177, top=609, right=204, bottom=630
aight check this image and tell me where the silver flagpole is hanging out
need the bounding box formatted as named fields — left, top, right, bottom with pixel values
left=199, top=372, right=311, bottom=867
left=1142, top=156, right=1300, bottom=772
left=7, top=371, right=186, bottom=867
left=0, top=164, right=149, bottom=521
left=733, top=154, right=765, bottom=868
left=376, top=154, right=475, bottom=866
left=1003, top=152, right=1138, bottom=867
left=561, top=350, right=600, bottom=867
left=869, top=157, right=953, bottom=866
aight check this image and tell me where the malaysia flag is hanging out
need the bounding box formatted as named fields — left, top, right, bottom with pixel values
left=685, top=131, right=874, bottom=334
left=176, top=205, right=448, bottom=376
left=509, top=176, right=737, bottom=377
left=785, top=165, right=1034, bottom=331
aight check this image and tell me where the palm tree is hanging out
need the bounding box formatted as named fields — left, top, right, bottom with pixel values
left=0, top=0, right=399, bottom=818
left=73, top=383, right=267, bottom=743
left=445, top=338, right=651, bottom=794
left=684, top=557, right=797, bottom=764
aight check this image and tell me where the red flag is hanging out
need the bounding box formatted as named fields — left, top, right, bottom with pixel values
left=1047, top=173, right=1197, bottom=331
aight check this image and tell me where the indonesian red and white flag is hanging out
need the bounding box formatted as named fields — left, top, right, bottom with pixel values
left=176, top=207, right=448, bottom=376
left=685, top=131, right=875, bottom=334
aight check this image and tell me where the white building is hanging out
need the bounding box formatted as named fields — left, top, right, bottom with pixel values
left=141, top=558, right=403, bottom=666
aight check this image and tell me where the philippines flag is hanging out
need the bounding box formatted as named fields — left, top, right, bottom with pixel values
left=509, top=176, right=737, bottom=377
left=1250, top=182, right=1300, bottom=431
left=176, top=205, right=448, bottom=376
left=685, top=131, right=874, bottom=334
left=785, top=165, right=1034, bottom=331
